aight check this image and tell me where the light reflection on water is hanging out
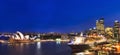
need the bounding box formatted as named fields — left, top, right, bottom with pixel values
left=36, top=42, right=42, bottom=55
left=37, top=42, right=41, bottom=49
left=0, top=42, right=72, bottom=55
left=56, top=41, right=61, bottom=44
left=0, top=42, right=93, bottom=55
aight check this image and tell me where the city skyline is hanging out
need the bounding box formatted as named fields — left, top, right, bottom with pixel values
left=1, top=0, right=120, bottom=32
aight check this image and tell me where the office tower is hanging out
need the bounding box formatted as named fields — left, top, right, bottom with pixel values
left=105, top=27, right=113, bottom=38
left=96, top=18, right=105, bottom=35
left=113, top=20, right=120, bottom=41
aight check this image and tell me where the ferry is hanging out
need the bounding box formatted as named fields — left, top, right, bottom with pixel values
left=68, top=37, right=90, bottom=53
left=68, top=33, right=107, bottom=53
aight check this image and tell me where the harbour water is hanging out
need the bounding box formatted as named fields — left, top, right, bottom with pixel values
left=0, top=42, right=72, bottom=55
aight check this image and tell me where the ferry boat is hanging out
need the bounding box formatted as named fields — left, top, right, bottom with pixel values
left=68, top=37, right=91, bottom=53
left=68, top=33, right=107, bottom=53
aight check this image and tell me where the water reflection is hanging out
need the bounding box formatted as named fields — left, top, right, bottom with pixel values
left=36, top=42, right=42, bottom=55
left=56, top=41, right=61, bottom=44
left=37, top=42, right=41, bottom=49
left=0, top=42, right=71, bottom=55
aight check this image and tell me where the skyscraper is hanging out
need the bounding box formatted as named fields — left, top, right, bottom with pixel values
left=113, top=20, right=120, bottom=41
left=96, top=18, right=105, bottom=35
left=105, top=27, right=113, bottom=38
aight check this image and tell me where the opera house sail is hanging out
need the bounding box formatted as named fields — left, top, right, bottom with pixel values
left=10, top=31, right=33, bottom=43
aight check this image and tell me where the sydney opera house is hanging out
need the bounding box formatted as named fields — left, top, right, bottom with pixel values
left=9, top=31, right=33, bottom=43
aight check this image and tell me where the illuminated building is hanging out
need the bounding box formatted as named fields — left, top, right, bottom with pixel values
left=61, top=34, right=69, bottom=40
left=105, top=27, right=113, bottom=38
left=88, top=27, right=97, bottom=36
left=96, top=18, right=105, bottom=35
left=12, top=31, right=30, bottom=40
left=113, top=20, right=120, bottom=41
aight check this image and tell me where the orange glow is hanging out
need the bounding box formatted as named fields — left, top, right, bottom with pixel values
left=112, top=43, right=120, bottom=53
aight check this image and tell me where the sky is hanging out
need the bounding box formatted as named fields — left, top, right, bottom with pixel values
left=0, top=0, right=120, bottom=32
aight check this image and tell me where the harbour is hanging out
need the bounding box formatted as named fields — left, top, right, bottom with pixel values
left=0, top=42, right=71, bottom=55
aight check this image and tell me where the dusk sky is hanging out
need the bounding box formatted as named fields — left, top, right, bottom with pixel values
left=0, top=0, right=120, bottom=32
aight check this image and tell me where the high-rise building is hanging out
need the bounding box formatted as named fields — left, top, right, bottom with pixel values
left=96, top=18, right=105, bottom=35
left=113, top=20, right=120, bottom=41
left=105, top=27, right=113, bottom=38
